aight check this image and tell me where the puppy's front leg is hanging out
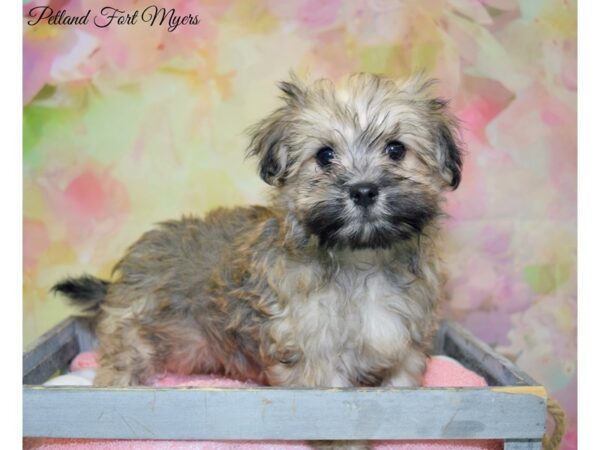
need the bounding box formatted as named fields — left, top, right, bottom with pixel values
left=267, top=362, right=369, bottom=450
left=382, top=348, right=428, bottom=388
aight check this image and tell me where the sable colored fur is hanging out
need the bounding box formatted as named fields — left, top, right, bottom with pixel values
left=52, top=275, right=109, bottom=313
left=54, top=74, right=462, bottom=446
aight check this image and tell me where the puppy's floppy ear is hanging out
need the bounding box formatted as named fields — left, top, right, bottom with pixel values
left=398, top=76, right=463, bottom=189
left=429, top=98, right=464, bottom=190
left=247, top=109, right=289, bottom=186
left=247, top=77, right=305, bottom=186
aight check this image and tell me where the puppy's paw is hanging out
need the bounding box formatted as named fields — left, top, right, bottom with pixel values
left=94, top=367, right=140, bottom=387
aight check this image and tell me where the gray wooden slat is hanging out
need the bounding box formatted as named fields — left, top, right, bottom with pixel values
left=440, top=320, right=540, bottom=387
left=23, top=317, right=76, bottom=368
left=22, top=338, right=79, bottom=385
left=432, top=320, right=448, bottom=355
left=504, top=439, right=543, bottom=450
left=23, top=317, right=80, bottom=384
left=73, top=317, right=97, bottom=352
left=23, top=387, right=546, bottom=440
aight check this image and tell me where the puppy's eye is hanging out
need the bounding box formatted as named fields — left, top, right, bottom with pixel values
left=385, top=141, right=407, bottom=161
left=316, top=147, right=335, bottom=167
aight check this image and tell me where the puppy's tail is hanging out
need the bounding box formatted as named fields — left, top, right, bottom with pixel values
left=51, top=275, right=109, bottom=314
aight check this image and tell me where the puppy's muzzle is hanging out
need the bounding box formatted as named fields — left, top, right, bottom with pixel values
left=349, top=182, right=379, bottom=208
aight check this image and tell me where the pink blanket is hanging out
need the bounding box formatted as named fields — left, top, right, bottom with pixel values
left=24, top=353, right=502, bottom=450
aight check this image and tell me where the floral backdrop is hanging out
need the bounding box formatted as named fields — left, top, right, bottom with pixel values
left=23, top=0, right=577, bottom=447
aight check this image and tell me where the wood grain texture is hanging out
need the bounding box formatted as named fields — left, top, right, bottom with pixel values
left=24, top=386, right=545, bottom=440
left=491, top=386, right=547, bottom=399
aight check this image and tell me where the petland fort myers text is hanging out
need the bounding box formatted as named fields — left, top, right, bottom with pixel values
left=26, top=6, right=200, bottom=32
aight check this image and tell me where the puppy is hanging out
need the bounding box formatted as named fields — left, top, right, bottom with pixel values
left=54, top=73, right=462, bottom=393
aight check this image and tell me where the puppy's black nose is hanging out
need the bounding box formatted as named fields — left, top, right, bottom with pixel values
left=349, top=183, right=379, bottom=208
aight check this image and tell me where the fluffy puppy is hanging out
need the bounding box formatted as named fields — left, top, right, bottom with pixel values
left=54, top=73, right=462, bottom=393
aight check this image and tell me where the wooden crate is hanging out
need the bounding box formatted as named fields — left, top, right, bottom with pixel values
left=23, top=317, right=547, bottom=449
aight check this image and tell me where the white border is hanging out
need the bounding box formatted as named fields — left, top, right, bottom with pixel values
left=1, top=1, right=23, bottom=446
left=12, top=0, right=588, bottom=447
left=579, top=0, right=597, bottom=448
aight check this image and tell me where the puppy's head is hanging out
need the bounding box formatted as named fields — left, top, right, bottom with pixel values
left=247, top=73, right=463, bottom=250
